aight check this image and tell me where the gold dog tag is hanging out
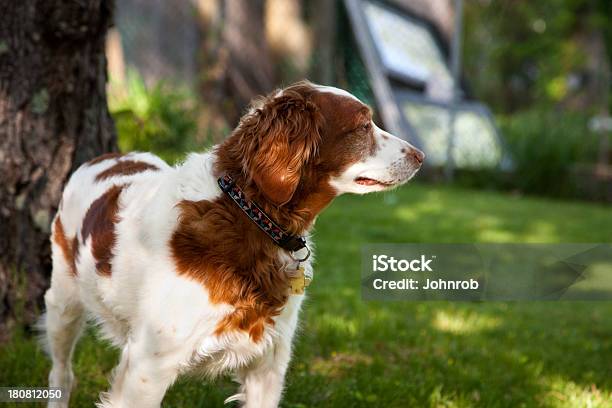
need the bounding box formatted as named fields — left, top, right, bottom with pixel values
left=289, top=266, right=310, bottom=295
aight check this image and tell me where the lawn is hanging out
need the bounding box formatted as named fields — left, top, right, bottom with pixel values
left=1, top=183, right=611, bottom=407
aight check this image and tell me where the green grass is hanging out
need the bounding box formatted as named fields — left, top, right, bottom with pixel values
left=1, top=184, right=611, bottom=407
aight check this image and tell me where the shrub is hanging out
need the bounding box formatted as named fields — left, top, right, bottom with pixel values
left=109, top=71, right=199, bottom=164
left=498, top=109, right=599, bottom=197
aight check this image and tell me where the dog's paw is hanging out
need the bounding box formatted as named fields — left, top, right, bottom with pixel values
left=224, top=392, right=246, bottom=404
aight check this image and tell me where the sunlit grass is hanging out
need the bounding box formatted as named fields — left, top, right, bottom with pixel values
left=432, top=309, right=501, bottom=334
left=309, top=352, right=374, bottom=378
left=541, top=375, right=609, bottom=408
left=1, top=183, right=611, bottom=407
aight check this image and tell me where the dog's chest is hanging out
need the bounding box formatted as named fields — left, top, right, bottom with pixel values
left=184, top=238, right=314, bottom=376
left=192, top=290, right=306, bottom=377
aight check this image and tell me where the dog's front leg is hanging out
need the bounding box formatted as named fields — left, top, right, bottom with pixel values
left=97, top=340, right=180, bottom=408
left=236, top=338, right=293, bottom=408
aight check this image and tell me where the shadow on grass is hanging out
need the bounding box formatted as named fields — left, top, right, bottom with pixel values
left=289, top=302, right=612, bottom=407
left=292, top=184, right=612, bottom=407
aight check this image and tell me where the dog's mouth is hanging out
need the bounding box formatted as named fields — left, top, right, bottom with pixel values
left=354, top=177, right=395, bottom=187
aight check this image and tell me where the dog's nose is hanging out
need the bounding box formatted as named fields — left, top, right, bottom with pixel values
left=406, top=147, right=425, bottom=165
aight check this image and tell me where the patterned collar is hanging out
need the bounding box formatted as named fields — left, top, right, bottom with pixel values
left=217, top=174, right=309, bottom=258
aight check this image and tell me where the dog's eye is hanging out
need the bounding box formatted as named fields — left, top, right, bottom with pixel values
left=361, top=122, right=371, bottom=132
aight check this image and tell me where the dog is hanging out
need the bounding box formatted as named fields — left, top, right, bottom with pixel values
left=42, top=81, right=424, bottom=408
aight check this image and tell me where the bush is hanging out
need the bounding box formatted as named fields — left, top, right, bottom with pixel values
left=498, top=109, right=599, bottom=197
left=109, top=72, right=199, bottom=164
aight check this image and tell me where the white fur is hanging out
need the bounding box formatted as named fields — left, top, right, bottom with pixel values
left=42, top=152, right=310, bottom=408
left=313, top=84, right=362, bottom=102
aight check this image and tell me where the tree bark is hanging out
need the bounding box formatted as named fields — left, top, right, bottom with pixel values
left=311, top=0, right=336, bottom=85
left=223, top=0, right=274, bottom=121
left=0, top=0, right=116, bottom=338
left=200, top=0, right=274, bottom=126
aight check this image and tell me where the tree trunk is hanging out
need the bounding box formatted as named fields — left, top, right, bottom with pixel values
left=311, top=0, right=336, bottom=85
left=0, top=0, right=116, bottom=338
left=196, top=0, right=231, bottom=142
left=266, top=0, right=312, bottom=81
left=215, top=0, right=275, bottom=125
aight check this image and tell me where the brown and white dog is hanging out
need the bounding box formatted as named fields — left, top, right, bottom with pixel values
left=42, top=81, right=424, bottom=408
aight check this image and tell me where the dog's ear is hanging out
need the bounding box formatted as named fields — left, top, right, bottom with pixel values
left=240, top=89, right=322, bottom=206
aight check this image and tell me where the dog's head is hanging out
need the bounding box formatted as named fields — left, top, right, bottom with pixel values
left=220, top=81, right=424, bottom=209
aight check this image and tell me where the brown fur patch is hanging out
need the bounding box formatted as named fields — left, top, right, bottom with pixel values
left=172, top=82, right=379, bottom=342
left=310, top=90, right=377, bottom=169
left=87, top=152, right=124, bottom=166
left=81, top=185, right=125, bottom=276
left=52, top=217, right=79, bottom=276
left=95, top=160, right=159, bottom=182
left=171, top=199, right=290, bottom=342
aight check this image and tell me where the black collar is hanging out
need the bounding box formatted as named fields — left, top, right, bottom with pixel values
left=217, top=174, right=309, bottom=256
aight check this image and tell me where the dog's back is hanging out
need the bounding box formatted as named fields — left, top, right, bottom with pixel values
left=46, top=152, right=170, bottom=341
left=43, top=150, right=302, bottom=408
